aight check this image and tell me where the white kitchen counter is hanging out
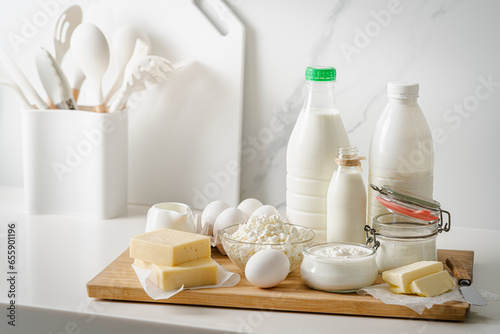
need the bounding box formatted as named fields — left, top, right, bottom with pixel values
left=0, top=186, right=499, bottom=334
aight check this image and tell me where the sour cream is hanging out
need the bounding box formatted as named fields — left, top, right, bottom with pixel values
left=300, top=242, right=378, bottom=292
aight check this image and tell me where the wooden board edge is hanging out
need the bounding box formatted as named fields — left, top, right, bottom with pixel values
left=87, top=282, right=469, bottom=322
left=87, top=289, right=469, bottom=322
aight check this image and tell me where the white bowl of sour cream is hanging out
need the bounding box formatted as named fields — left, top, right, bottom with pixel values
left=300, top=242, right=378, bottom=292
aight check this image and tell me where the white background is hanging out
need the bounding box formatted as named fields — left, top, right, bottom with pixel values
left=1, top=0, right=499, bottom=230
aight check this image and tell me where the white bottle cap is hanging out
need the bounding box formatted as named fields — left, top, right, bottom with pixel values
left=387, top=82, right=419, bottom=98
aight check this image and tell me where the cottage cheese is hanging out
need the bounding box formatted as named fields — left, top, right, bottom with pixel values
left=222, top=215, right=312, bottom=271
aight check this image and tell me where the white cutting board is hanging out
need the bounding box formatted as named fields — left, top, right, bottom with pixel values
left=102, top=0, right=245, bottom=209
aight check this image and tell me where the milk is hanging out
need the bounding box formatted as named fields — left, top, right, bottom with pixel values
left=287, top=110, right=350, bottom=240
left=368, top=82, right=434, bottom=225
left=286, top=67, right=350, bottom=242
left=327, top=147, right=366, bottom=244
left=287, top=110, right=349, bottom=181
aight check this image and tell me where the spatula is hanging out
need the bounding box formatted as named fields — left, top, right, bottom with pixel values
left=109, top=55, right=175, bottom=113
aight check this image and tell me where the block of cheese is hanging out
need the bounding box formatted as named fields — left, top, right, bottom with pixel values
left=130, top=228, right=211, bottom=266
left=382, top=261, right=443, bottom=294
left=134, top=257, right=218, bottom=290
left=409, top=270, right=455, bottom=297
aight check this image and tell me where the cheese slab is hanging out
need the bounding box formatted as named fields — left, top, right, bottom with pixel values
left=382, top=261, right=443, bottom=293
left=409, top=270, right=455, bottom=297
left=130, top=228, right=210, bottom=266
left=134, top=257, right=218, bottom=290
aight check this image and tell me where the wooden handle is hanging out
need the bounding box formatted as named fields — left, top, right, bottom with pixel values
left=93, top=104, right=107, bottom=113
left=446, top=256, right=471, bottom=286
left=73, top=88, right=80, bottom=102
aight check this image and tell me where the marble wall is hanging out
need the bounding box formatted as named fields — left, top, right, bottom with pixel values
left=228, top=0, right=500, bottom=230
left=0, top=0, right=499, bottom=230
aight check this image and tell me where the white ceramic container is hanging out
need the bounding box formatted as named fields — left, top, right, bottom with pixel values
left=22, top=108, right=128, bottom=219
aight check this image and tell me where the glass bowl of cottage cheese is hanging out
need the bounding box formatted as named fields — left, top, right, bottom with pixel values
left=220, top=215, right=316, bottom=272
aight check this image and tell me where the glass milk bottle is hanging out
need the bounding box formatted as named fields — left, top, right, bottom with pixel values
left=368, top=82, right=434, bottom=225
left=327, top=146, right=366, bottom=244
left=286, top=67, right=350, bottom=242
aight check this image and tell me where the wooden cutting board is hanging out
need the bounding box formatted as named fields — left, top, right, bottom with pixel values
left=87, top=249, right=473, bottom=321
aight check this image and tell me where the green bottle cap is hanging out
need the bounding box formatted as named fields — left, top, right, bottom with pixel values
left=305, top=66, right=336, bottom=81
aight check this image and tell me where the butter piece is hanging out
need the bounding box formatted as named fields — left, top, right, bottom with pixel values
left=409, top=270, right=455, bottom=297
left=389, top=285, right=405, bottom=294
left=130, top=228, right=211, bottom=266
left=134, top=257, right=218, bottom=290
left=382, top=261, right=443, bottom=294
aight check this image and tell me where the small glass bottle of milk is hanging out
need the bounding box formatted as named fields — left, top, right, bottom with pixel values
left=367, top=82, right=434, bottom=226
left=286, top=67, right=350, bottom=242
left=327, top=146, right=367, bottom=244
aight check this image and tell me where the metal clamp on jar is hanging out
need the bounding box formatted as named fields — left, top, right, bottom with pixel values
left=365, top=184, right=451, bottom=272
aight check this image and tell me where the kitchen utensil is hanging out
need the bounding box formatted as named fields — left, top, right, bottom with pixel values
left=35, top=48, right=77, bottom=110
left=53, top=5, right=83, bottom=65
left=22, top=109, right=128, bottom=219
left=69, top=59, right=86, bottom=102
left=109, top=55, right=174, bottom=113
left=0, top=78, right=31, bottom=108
left=70, top=23, right=110, bottom=112
left=145, top=202, right=196, bottom=233
left=0, top=46, right=48, bottom=109
left=104, top=24, right=151, bottom=103
left=446, top=257, right=487, bottom=306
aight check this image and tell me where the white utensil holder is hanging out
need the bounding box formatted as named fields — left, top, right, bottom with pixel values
left=22, top=108, right=128, bottom=219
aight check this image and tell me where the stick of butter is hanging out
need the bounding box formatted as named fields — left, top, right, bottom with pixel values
left=382, top=261, right=443, bottom=294
left=130, top=228, right=211, bottom=266
left=134, top=257, right=218, bottom=291
left=409, top=270, right=455, bottom=297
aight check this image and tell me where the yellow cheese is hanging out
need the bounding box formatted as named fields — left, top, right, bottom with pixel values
left=382, top=261, right=443, bottom=294
left=409, top=270, right=455, bottom=297
left=130, top=228, right=211, bottom=266
left=134, top=257, right=218, bottom=290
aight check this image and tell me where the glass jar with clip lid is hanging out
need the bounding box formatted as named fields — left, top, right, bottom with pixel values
left=365, top=184, right=451, bottom=272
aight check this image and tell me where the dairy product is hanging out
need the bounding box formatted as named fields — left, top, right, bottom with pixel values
left=368, top=82, right=434, bottom=225
left=409, top=270, right=455, bottom=297
left=327, top=146, right=366, bottom=244
left=313, top=244, right=372, bottom=258
left=130, top=228, right=211, bottom=266
left=134, top=257, right=218, bottom=290
left=376, top=237, right=437, bottom=272
left=221, top=214, right=314, bottom=271
left=300, top=243, right=378, bottom=292
left=286, top=67, right=350, bottom=243
left=382, top=261, right=443, bottom=293
left=286, top=110, right=350, bottom=241
left=371, top=213, right=439, bottom=272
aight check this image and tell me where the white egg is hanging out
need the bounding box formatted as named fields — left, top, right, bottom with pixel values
left=249, top=205, right=280, bottom=220
left=245, top=249, right=290, bottom=288
left=213, top=207, right=247, bottom=253
left=237, top=198, right=263, bottom=220
left=201, top=200, right=230, bottom=236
